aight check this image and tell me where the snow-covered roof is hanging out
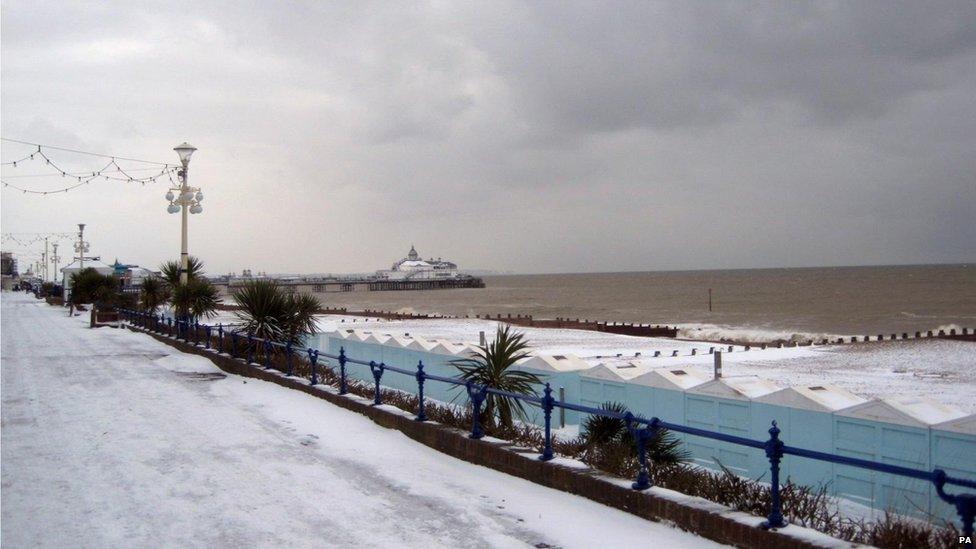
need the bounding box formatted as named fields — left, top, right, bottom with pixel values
left=362, top=333, right=390, bottom=345
left=428, top=340, right=469, bottom=356
left=933, top=414, right=976, bottom=435
left=518, top=354, right=591, bottom=373
left=405, top=337, right=435, bottom=351
left=580, top=364, right=627, bottom=382
left=687, top=376, right=780, bottom=401
left=756, top=385, right=867, bottom=412
left=631, top=367, right=711, bottom=391
left=384, top=335, right=413, bottom=348
left=837, top=397, right=968, bottom=428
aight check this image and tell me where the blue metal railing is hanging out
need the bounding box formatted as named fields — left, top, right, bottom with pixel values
left=118, top=309, right=976, bottom=537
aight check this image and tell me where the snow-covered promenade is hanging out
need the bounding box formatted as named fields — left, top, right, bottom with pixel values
left=0, top=293, right=720, bottom=548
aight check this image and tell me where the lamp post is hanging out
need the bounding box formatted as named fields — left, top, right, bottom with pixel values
left=74, top=224, right=89, bottom=269
left=166, top=142, right=202, bottom=285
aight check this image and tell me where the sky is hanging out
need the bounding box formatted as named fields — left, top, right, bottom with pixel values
left=2, top=1, right=975, bottom=276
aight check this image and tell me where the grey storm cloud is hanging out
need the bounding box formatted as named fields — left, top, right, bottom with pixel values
left=1, top=1, right=974, bottom=275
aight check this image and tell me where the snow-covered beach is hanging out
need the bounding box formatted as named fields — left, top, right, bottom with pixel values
left=245, top=313, right=975, bottom=413
left=1, top=292, right=722, bottom=548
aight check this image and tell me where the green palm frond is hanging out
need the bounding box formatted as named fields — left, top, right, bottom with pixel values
left=232, top=280, right=320, bottom=345
left=160, top=256, right=205, bottom=287
left=171, top=277, right=219, bottom=320
left=450, top=325, right=540, bottom=428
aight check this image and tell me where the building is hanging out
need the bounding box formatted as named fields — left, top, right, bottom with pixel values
left=377, top=245, right=462, bottom=281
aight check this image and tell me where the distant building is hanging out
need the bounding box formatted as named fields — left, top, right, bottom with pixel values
left=378, top=245, right=462, bottom=280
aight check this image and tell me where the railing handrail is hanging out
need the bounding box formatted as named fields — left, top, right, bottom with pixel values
left=117, top=308, right=976, bottom=536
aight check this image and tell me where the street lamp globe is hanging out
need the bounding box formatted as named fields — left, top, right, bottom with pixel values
left=173, top=142, right=197, bottom=165
left=167, top=204, right=180, bottom=214
left=195, top=191, right=203, bottom=202
left=165, top=190, right=175, bottom=201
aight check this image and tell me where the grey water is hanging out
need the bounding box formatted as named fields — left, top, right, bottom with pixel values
left=309, top=264, right=975, bottom=338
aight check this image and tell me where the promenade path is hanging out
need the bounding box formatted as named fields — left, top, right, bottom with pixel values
left=1, top=293, right=720, bottom=548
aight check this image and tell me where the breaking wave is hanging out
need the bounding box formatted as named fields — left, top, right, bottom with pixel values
left=676, top=324, right=847, bottom=344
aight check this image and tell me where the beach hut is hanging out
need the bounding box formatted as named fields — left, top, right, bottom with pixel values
left=518, top=354, right=592, bottom=426
left=683, top=376, right=780, bottom=475
left=579, top=364, right=628, bottom=410
left=931, top=414, right=976, bottom=520
left=405, top=337, right=436, bottom=352
left=629, top=367, right=711, bottom=424
left=833, top=397, right=967, bottom=517
left=753, top=385, right=866, bottom=485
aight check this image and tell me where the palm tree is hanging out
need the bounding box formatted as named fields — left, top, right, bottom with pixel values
left=581, top=401, right=688, bottom=467
left=171, top=277, right=220, bottom=321
left=451, top=325, right=541, bottom=428
left=139, top=275, right=170, bottom=314
left=232, top=279, right=288, bottom=341
left=283, top=292, right=321, bottom=345
left=70, top=268, right=117, bottom=305
left=232, top=280, right=321, bottom=345
left=160, top=256, right=205, bottom=287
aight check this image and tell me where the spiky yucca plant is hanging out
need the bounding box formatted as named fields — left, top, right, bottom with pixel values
left=171, top=277, right=220, bottom=321
left=160, top=256, right=204, bottom=287
left=582, top=401, right=688, bottom=467
left=232, top=280, right=321, bottom=345
left=451, top=325, right=541, bottom=428
left=139, top=275, right=170, bottom=314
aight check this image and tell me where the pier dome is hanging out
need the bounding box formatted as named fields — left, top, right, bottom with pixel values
left=384, top=246, right=460, bottom=278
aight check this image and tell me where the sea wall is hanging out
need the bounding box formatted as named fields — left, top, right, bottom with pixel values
left=314, top=330, right=976, bottom=522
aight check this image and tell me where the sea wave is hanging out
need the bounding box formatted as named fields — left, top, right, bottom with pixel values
left=676, top=324, right=847, bottom=344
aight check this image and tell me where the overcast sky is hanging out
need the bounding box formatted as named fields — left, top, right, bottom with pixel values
left=2, top=1, right=974, bottom=275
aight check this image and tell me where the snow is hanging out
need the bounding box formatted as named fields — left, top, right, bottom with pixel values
left=1, top=292, right=722, bottom=548
left=306, top=315, right=976, bottom=413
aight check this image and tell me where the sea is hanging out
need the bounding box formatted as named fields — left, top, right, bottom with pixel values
left=310, top=264, right=975, bottom=342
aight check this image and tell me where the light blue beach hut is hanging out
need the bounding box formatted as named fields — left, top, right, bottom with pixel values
left=684, top=376, right=780, bottom=476
left=833, top=397, right=966, bottom=518
left=753, top=385, right=866, bottom=485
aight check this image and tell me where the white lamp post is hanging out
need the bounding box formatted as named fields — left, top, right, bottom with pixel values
left=167, top=142, right=202, bottom=285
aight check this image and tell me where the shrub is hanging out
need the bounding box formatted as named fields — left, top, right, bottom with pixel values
left=450, top=325, right=541, bottom=428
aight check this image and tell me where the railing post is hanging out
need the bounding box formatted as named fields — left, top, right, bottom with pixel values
left=934, top=469, right=976, bottom=540
left=230, top=332, right=238, bottom=358
left=263, top=339, right=273, bottom=369
left=203, top=325, right=211, bottom=349
left=626, top=413, right=652, bottom=490
left=307, top=348, right=319, bottom=385
left=285, top=342, right=293, bottom=376
left=466, top=381, right=488, bottom=439
left=167, top=317, right=172, bottom=336
left=246, top=334, right=255, bottom=364
left=369, top=361, right=384, bottom=405
left=539, top=383, right=554, bottom=461
left=761, top=421, right=787, bottom=530
left=415, top=361, right=427, bottom=422
left=338, top=347, right=348, bottom=395
left=217, top=324, right=223, bottom=353
left=193, top=321, right=199, bottom=345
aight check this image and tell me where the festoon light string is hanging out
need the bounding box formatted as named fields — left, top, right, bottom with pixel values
left=0, top=138, right=179, bottom=195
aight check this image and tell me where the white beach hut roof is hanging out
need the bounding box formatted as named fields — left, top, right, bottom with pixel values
left=518, top=354, right=591, bottom=373
left=405, top=337, right=436, bottom=351
left=362, top=333, right=391, bottom=345
left=384, top=334, right=413, bottom=348
left=580, top=363, right=627, bottom=381
left=755, top=385, right=867, bottom=412
left=687, top=376, right=781, bottom=401
left=632, top=367, right=711, bottom=391
left=933, top=414, right=976, bottom=435
left=837, top=396, right=968, bottom=428
left=429, top=339, right=465, bottom=355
